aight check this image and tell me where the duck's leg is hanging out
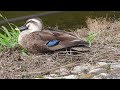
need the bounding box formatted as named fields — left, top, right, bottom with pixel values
left=69, top=48, right=72, bottom=55
left=65, top=48, right=72, bottom=55
left=65, top=49, right=69, bottom=54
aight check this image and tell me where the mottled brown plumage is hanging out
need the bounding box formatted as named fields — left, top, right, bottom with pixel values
left=18, top=18, right=89, bottom=54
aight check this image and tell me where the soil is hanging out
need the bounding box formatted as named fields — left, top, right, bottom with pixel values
left=0, top=48, right=90, bottom=79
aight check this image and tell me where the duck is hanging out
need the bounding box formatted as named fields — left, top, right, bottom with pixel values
left=17, top=17, right=89, bottom=54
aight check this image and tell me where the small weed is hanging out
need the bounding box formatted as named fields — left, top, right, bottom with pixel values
left=85, top=32, right=98, bottom=47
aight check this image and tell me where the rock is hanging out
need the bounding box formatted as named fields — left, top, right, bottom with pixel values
left=89, top=68, right=106, bottom=75
left=91, top=73, right=109, bottom=79
left=97, top=62, right=108, bottom=67
left=111, top=63, right=120, bottom=70
left=71, top=65, right=90, bottom=74
left=43, top=76, right=55, bottom=79
left=49, top=74, right=59, bottom=77
left=43, top=74, right=59, bottom=79
left=91, top=75, right=102, bottom=79
left=62, top=75, right=78, bottom=79
left=91, top=73, right=118, bottom=79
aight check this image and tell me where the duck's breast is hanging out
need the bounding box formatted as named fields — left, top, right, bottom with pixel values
left=19, top=31, right=55, bottom=53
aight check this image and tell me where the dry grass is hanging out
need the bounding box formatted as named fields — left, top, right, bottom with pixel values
left=0, top=17, right=120, bottom=79
left=73, top=17, right=120, bottom=63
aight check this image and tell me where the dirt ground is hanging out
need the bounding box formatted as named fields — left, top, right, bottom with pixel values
left=0, top=18, right=120, bottom=79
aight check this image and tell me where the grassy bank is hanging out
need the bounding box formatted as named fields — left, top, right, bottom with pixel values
left=0, top=16, right=120, bottom=78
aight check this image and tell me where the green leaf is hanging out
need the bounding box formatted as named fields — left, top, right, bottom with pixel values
left=1, top=26, right=12, bottom=38
left=0, top=38, right=9, bottom=46
left=0, top=33, right=8, bottom=41
left=86, top=32, right=98, bottom=46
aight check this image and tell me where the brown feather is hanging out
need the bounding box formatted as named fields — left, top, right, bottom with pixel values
left=20, top=29, right=89, bottom=53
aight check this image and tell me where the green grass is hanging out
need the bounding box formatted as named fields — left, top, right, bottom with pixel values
left=85, top=32, right=98, bottom=47
left=0, top=14, right=20, bottom=51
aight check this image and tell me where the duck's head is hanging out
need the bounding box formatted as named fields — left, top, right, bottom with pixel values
left=18, top=17, right=43, bottom=32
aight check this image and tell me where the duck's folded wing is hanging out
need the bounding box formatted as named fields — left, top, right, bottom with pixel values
left=27, top=30, right=89, bottom=51
left=48, top=40, right=89, bottom=51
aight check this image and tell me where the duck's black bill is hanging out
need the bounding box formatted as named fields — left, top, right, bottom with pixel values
left=18, top=25, right=28, bottom=31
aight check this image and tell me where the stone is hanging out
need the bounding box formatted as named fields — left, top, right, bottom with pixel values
left=43, top=76, right=55, bottom=79
left=111, top=63, right=120, bottom=70
left=43, top=74, right=59, bottom=79
left=62, top=75, right=78, bottom=79
left=97, top=62, right=108, bottom=67
left=49, top=74, right=59, bottom=77
left=91, top=73, right=117, bottom=79
left=89, top=68, right=106, bottom=75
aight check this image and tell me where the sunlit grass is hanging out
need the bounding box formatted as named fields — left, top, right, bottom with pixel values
left=0, top=14, right=20, bottom=51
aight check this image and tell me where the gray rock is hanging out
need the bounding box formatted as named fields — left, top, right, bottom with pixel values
left=43, top=74, right=59, bottom=79
left=91, top=73, right=118, bottom=79
left=49, top=74, right=59, bottom=77
left=91, top=75, right=103, bottom=79
left=97, top=62, right=108, bottom=67
left=111, top=63, right=120, bottom=70
left=43, top=76, right=55, bottom=79
left=62, top=75, right=78, bottom=79
left=89, top=68, right=106, bottom=75
left=91, top=73, right=109, bottom=79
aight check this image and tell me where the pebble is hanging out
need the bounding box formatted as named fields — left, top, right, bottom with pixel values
left=88, top=68, right=106, bottom=75
left=49, top=74, right=59, bottom=77
left=91, top=73, right=118, bottom=79
left=44, top=74, right=59, bottom=79
left=43, top=76, right=55, bottom=79
left=92, top=73, right=109, bottom=79
left=62, top=75, right=78, bottom=79
left=97, top=62, right=108, bottom=67
left=111, top=63, right=120, bottom=70
left=38, top=61, right=120, bottom=79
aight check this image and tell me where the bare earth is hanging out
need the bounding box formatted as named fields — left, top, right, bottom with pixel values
left=0, top=18, right=120, bottom=79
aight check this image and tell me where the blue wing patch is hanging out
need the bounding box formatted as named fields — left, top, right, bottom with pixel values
left=47, top=40, right=60, bottom=47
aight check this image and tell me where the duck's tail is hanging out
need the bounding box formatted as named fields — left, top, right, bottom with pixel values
left=70, top=39, right=89, bottom=48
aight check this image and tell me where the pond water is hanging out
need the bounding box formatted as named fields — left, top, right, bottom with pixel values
left=0, top=11, right=120, bottom=30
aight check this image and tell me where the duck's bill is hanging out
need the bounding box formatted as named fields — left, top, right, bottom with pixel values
left=18, top=25, right=28, bottom=31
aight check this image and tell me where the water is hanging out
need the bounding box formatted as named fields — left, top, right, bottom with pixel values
left=0, top=11, right=120, bottom=30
